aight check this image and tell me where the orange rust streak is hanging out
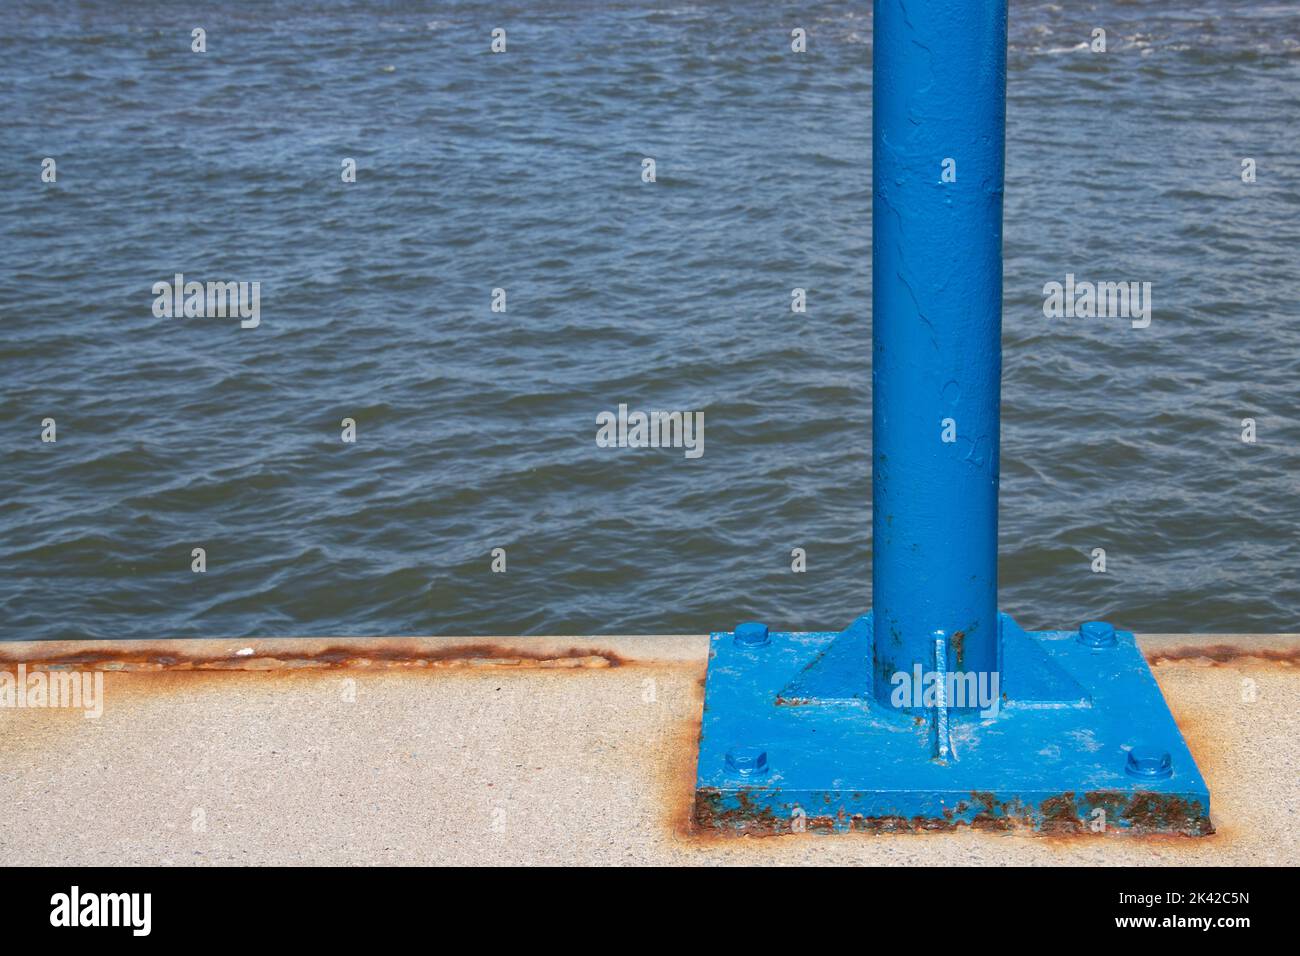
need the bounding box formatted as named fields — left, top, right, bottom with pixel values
left=1145, top=644, right=1300, bottom=666
left=0, top=643, right=626, bottom=672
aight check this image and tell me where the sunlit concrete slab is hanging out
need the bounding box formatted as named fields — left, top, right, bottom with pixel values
left=0, top=634, right=1294, bottom=866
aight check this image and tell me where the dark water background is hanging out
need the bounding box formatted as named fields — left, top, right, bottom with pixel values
left=2, top=1, right=1298, bottom=640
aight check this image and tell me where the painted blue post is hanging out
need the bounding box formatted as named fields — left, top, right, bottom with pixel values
left=870, top=0, right=1007, bottom=700
left=692, top=0, right=1210, bottom=836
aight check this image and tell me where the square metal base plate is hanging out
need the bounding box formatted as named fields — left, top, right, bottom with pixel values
left=694, top=613, right=1211, bottom=835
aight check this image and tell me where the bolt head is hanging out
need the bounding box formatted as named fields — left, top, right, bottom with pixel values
left=1078, top=620, right=1118, bottom=648
left=734, top=621, right=770, bottom=647
left=726, top=746, right=769, bottom=776
left=1126, top=746, right=1173, bottom=779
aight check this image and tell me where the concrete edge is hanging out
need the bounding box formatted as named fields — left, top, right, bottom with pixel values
left=0, top=633, right=1295, bottom=671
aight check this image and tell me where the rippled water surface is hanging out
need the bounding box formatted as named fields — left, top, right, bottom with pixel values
left=2, top=0, right=1298, bottom=639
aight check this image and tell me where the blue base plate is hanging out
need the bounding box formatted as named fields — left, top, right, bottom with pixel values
left=694, top=613, right=1211, bottom=835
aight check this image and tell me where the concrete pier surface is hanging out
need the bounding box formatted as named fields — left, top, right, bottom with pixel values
left=0, top=634, right=1295, bottom=866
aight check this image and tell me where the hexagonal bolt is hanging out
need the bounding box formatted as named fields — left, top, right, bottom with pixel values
left=725, top=746, right=770, bottom=776
left=733, top=621, right=770, bottom=647
left=1077, top=620, right=1118, bottom=648
left=1125, top=746, right=1173, bottom=779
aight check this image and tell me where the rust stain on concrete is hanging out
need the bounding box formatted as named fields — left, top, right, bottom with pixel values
left=1145, top=644, right=1299, bottom=667
left=0, top=642, right=626, bottom=672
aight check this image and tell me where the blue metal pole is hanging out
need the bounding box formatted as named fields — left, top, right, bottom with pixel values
left=871, top=0, right=1007, bottom=701
left=695, top=0, right=1210, bottom=835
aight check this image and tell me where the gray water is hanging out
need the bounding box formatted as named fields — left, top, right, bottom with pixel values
left=2, top=0, right=1298, bottom=640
